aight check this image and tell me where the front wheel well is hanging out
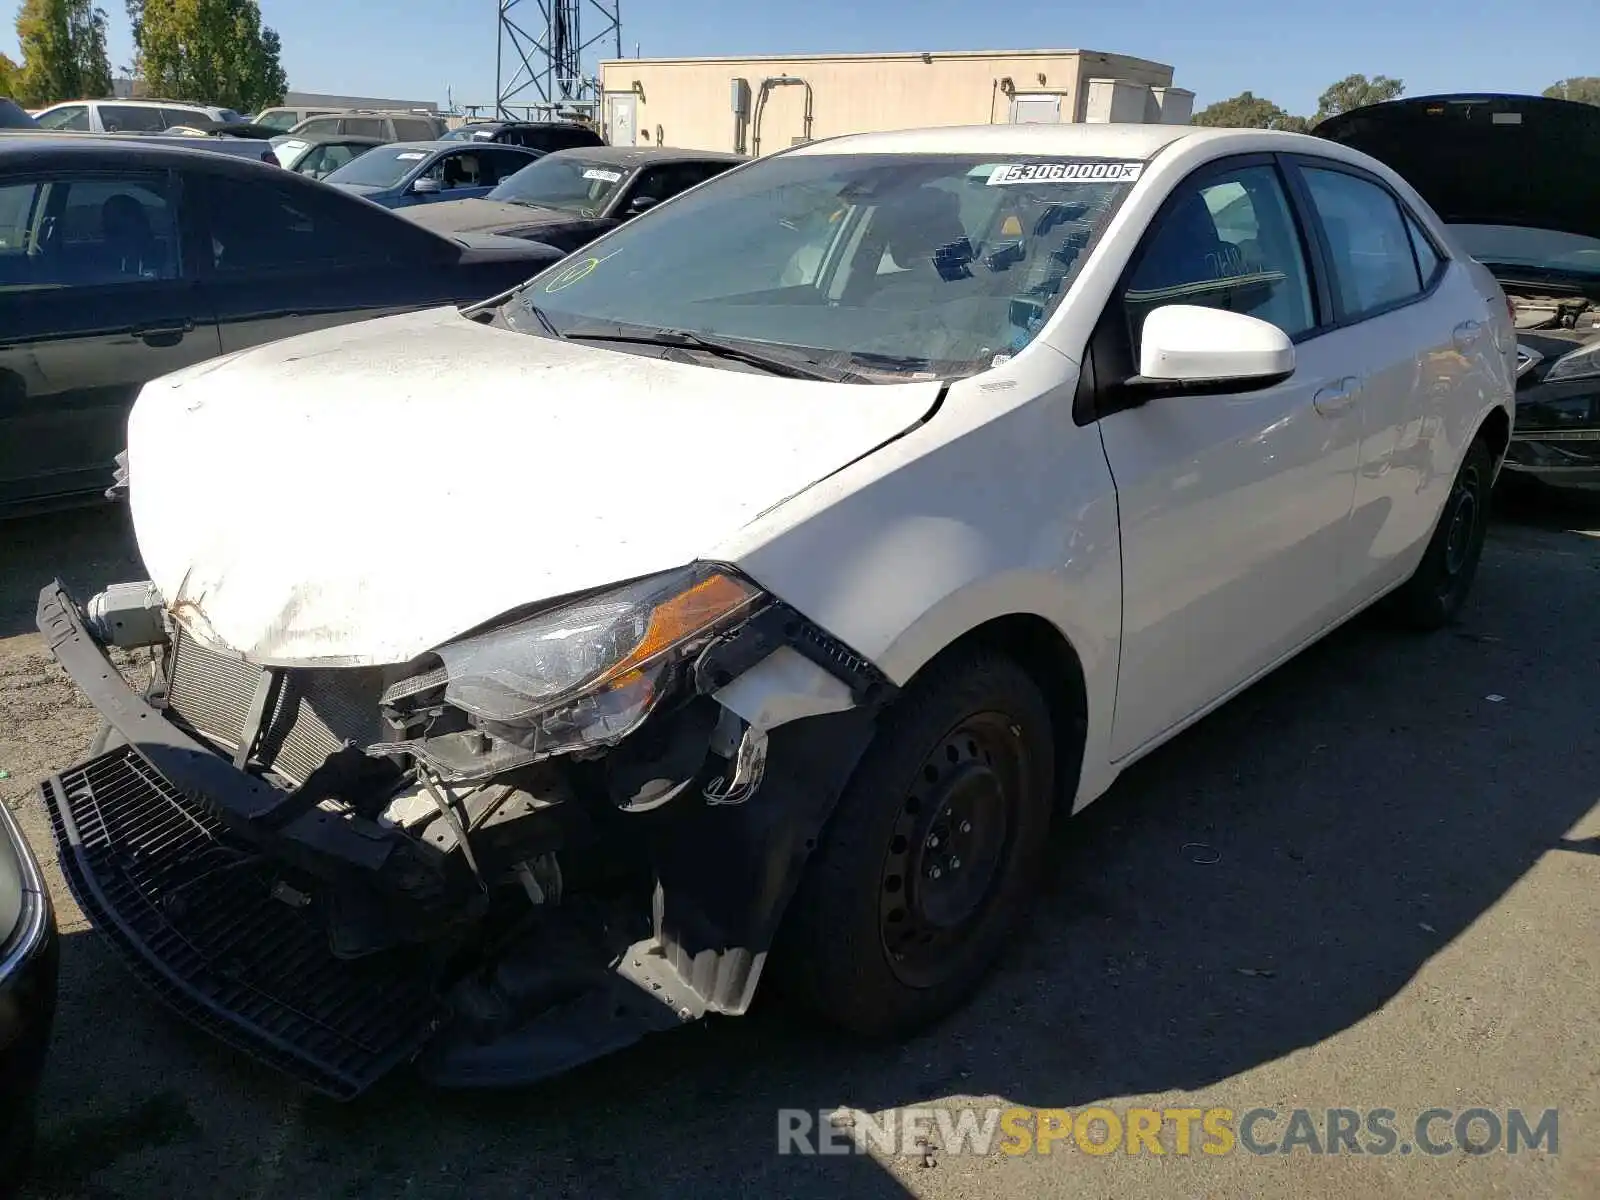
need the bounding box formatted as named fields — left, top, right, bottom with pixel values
left=1478, top=406, right=1511, bottom=466
left=905, top=613, right=1089, bottom=808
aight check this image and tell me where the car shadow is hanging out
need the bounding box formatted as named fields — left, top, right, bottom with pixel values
left=0, top=504, right=141, bottom=642
left=18, top=502, right=1600, bottom=1198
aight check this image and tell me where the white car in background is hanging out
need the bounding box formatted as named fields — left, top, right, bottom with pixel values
left=37, top=122, right=1514, bottom=1098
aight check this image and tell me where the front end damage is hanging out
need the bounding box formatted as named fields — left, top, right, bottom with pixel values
left=36, top=567, right=893, bottom=1098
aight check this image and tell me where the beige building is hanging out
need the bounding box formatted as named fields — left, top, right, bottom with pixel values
left=596, top=48, right=1192, bottom=154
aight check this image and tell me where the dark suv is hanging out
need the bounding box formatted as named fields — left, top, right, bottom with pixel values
left=440, top=120, right=604, bottom=153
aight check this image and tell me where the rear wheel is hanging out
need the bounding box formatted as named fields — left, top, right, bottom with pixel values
left=1387, top=436, right=1493, bottom=630
left=777, top=647, right=1055, bottom=1036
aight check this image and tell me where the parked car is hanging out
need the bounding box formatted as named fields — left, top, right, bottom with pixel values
left=398, top=146, right=746, bottom=252
left=33, top=122, right=1512, bottom=1100
left=0, top=798, right=56, bottom=1186
left=269, top=132, right=384, bottom=179
left=0, top=99, right=37, bottom=129
left=287, top=110, right=445, bottom=143
left=439, top=119, right=604, bottom=153
left=32, top=98, right=244, bottom=133
left=321, top=139, right=543, bottom=208
left=0, top=136, right=562, bottom=513
left=1316, top=92, right=1600, bottom=493
left=252, top=105, right=342, bottom=132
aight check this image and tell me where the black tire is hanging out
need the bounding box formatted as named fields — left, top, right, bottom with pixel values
left=776, top=647, right=1055, bottom=1036
left=1386, top=436, right=1494, bottom=631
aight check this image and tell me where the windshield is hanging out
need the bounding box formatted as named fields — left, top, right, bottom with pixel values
left=325, top=145, right=432, bottom=188
left=489, top=154, right=628, bottom=214
left=507, top=152, right=1139, bottom=379
left=1452, top=224, right=1600, bottom=282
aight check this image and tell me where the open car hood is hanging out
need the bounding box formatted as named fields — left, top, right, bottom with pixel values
left=125, top=306, right=942, bottom=666
left=1315, top=94, right=1600, bottom=242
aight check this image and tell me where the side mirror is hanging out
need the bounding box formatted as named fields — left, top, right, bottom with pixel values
left=411, top=177, right=442, bottom=195
left=1133, top=304, right=1295, bottom=392
left=626, top=194, right=659, bottom=214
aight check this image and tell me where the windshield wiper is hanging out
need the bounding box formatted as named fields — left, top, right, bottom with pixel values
left=512, top=300, right=566, bottom=339
left=560, top=327, right=850, bottom=381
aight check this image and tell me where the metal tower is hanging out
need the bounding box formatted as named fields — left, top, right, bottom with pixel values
left=495, top=0, right=622, bottom=120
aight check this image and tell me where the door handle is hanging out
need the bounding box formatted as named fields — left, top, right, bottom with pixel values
left=134, top=319, right=194, bottom=347
left=1313, top=375, right=1360, bottom=417
left=1452, top=319, right=1483, bottom=351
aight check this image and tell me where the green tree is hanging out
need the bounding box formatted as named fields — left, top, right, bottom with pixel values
left=13, top=0, right=112, bottom=105
left=0, top=51, right=18, bottom=96
left=1313, top=73, right=1405, bottom=121
left=134, top=0, right=288, bottom=112
left=1193, top=90, right=1309, bottom=131
left=1543, top=77, right=1600, bottom=106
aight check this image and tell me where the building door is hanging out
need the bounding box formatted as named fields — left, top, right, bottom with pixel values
left=607, top=94, right=637, bottom=146
left=1009, top=94, right=1061, bottom=124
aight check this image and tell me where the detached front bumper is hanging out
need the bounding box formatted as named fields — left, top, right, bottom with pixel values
left=0, top=797, right=58, bottom=1185
left=34, top=581, right=884, bottom=1098
left=35, top=581, right=444, bottom=1098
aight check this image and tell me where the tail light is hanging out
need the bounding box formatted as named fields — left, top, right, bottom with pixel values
left=1505, top=295, right=1516, bottom=323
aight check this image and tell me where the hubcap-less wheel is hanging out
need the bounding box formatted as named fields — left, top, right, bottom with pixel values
left=1441, top=462, right=1482, bottom=584
left=878, top=712, right=1026, bottom=989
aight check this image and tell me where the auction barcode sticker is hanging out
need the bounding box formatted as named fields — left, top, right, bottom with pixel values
left=988, top=161, right=1144, bottom=186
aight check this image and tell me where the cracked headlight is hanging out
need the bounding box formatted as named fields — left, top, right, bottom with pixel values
left=1543, top=340, right=1600, bottom=385
left=382, top=564, right=765, bottom=773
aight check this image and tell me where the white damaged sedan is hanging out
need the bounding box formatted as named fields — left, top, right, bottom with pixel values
left=37, top=122, right=1514, bottom=1097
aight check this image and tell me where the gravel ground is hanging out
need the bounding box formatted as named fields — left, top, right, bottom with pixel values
left=0, top=492, right=1596, bottom=1200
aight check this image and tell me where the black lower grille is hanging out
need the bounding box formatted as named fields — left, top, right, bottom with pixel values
left=45, top=746, right=442, bottom=1098
left=166, top=630, right=386, bottom=784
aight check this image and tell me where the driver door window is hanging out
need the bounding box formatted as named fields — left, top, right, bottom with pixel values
left=1123, top=164, right=1315, bottom=357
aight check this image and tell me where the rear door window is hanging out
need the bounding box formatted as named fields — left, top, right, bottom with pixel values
left=99, top=105, right=168, bottom=132
left=0, top=174, right=181, bottom=290
left=160, top=107, right=214, bottom=129
left=342, top=117, right=386, bottom=138
left=200, top=175, right=400, bottom=273
left=1300, top=166, right=1424, bottom=318
left=391, top=117, right=438, bottom=141
left=292, top=116, right=341, bottom=139
left=1404, top=212, right=1444, bottom=288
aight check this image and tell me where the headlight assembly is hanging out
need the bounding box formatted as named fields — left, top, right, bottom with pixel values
left=380, top=564, right=765, bottom=776
left=1543, top=339, right=1600, bottom=385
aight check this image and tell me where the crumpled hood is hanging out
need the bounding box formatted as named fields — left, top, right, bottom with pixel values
left=126, top=306, right=941, bottom=665
left=399, top=198, right=581, bottom=236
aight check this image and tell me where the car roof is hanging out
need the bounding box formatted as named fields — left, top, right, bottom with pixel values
left=0, top=134, right=297, bottom=171
left=540, top=145, right=746, bottom=167
left=381, top=139, right=511, bottom=154
left=787, top=123, right=1202, bottom=160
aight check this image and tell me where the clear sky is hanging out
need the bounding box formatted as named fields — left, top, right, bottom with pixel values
left=5, top=0, right=1595, bottom=118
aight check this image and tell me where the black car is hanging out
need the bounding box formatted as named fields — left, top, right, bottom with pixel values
left=439, top=119, right=603, bottom=153
left=0, top=797, right=57, bottom=1188
left=0, top=99, right=38, bottom=129
left=0, top=137, right=563, bottom=515
left=1317, top=93, right=1600, bottom=492
left=397, top=146, right=746, bottom=254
